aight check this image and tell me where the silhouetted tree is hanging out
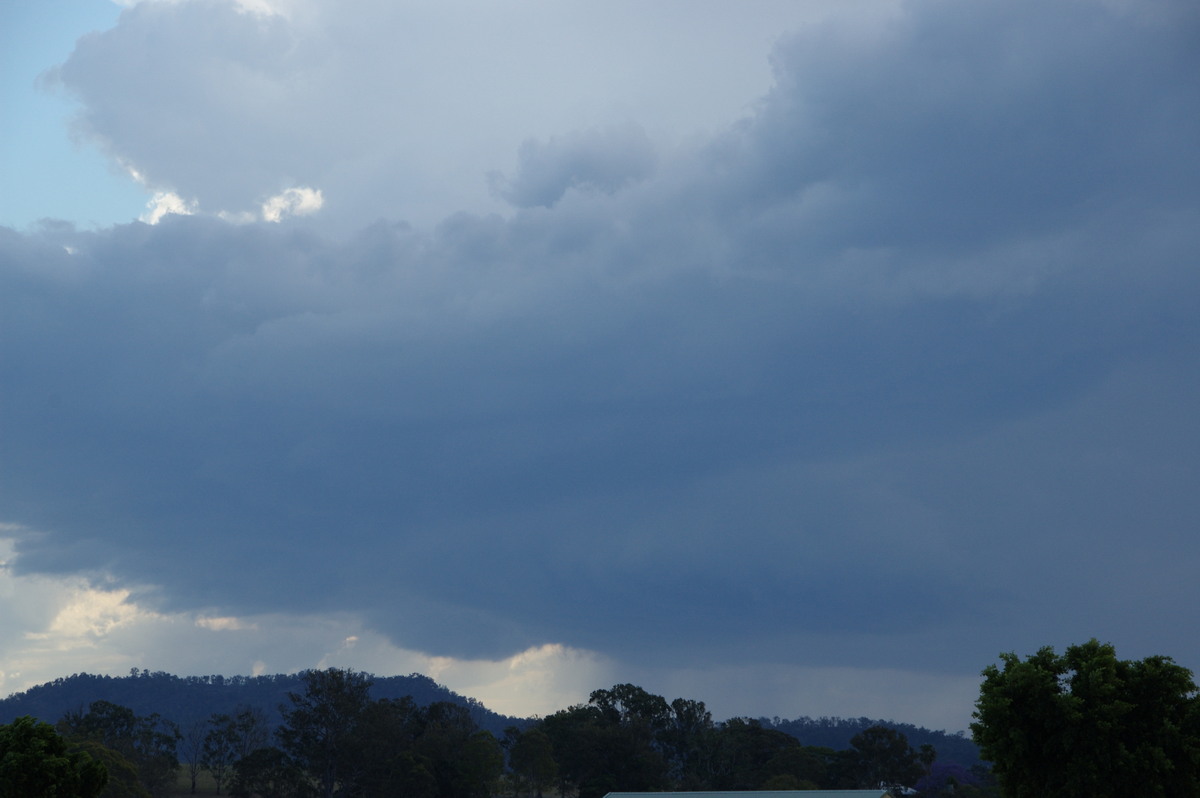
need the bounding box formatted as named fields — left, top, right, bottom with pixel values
left=540, top=704, right=614, bottom=798
left=456, top=730, right=505, bottom=798
left=507, top=726, right=558, bottom=798
left=229, top=746, right=313, bottom=798
left=201, top=714, right=238, bottom=795
left=276, top=669, right=373, bottom=798
left=711, top=717, right=812, bottom=790
left=58, top=700, right=180, bottom=797
left=180, top=719, right=207, bottom=794
left=845, top=725, right=922, bottom=791
left=662, top=698, right=717, bottom=788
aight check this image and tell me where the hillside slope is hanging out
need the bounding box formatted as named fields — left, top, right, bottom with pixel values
left=0, top=670, right=527, bottom=736
left=1, top=670, right=982, bottom=766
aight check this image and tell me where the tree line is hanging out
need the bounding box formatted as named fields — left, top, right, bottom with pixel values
left=4, top=639, right=1197, bottom=797
left=0, top=669, right=989, bottom=798
left=506, top=682, right=972, bottom=797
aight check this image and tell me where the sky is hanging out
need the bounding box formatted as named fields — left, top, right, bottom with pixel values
left=1, top=0, right=1198, bottom=734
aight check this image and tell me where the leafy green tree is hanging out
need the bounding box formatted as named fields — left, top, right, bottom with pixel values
left=415, top=701, right=484, bottom=798
left=585, top=684, right=670, bottom=794
left=70, top=740, right=150, bottom=798
left=276, top=668, right=373, bottom=798
left=231, top=706, right=270, bottom=761
left=844, top=725, right=923, bottom=791
left=0, top=715, right=108, bottom=798
left=341, top=697, right=431, bottom=798
left=455, top=730, right=505, bottom=798
left=350, top=749, right=437, bottom=798
left=762, top=742, right=828, bottom=790
left=918, top=742, right=937, bottom=773
left=914, top=761, right=999, bottom=798
left=58, top=700, right=180, bottom=798
left=972, top=639, right=1200, bottom=797
left=662, top=698, right=717, bottom=788
left=711, top=717, right=812, bottom=790
left=506, top=726, right=558, bottom=798
left=202, top=706, right=271, bottom=795
left=540, top=704, right=610, bottom=798
left=202, top=714, right=239, bottom=795
left=539, top=687, right=719, bottom=797
left=229, top=746, right=314, bottom=798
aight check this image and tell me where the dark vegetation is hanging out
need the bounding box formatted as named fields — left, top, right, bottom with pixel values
left=0, top=715, right=108, bottom=797
left=0, top=670, right=521, bottom=737
left=16, top=640, right=1193, bottom=798
left=1, top=668, right=985, bottom=797
left=764, top=716, right=981, bottom=769
left=971, top=639, right=1200, bottom=797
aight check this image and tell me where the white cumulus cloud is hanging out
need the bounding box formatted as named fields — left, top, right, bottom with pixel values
left=140, top=190, right=197, bottom=224
left=261, top=186, right=324, bottom=222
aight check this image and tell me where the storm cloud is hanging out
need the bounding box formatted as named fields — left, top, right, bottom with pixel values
left=3, top=0, right=1199, bottom=728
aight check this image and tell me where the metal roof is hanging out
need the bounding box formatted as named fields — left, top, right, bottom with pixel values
left=604, top=792, right=893, bottom=798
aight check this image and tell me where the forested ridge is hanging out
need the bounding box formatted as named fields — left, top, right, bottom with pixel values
left=0, top=670, right=523, bottom=736
left=0, top=669, right=976, bottom=762
left=0, top=669, right=989, bottom=797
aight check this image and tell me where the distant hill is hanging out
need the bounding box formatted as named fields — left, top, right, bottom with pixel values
left=762, top=715, right=983, bottom=767
left=1, top=670, right=982, bottom=767
left=0, top=670, right=529, bottom=736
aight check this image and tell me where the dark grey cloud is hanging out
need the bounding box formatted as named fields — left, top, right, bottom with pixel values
left=4, top=0, right=1200, bottom=686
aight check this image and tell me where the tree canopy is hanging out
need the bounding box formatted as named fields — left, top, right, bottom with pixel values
left=971, top=639, right=1200, bottom=797
left=57, top=700, right=180, bottom=798
left=242, top=668, right=505, bottom=798
left=0, top=715, right=108, bottom=798
left=846, top=725, right=924, bottom=791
